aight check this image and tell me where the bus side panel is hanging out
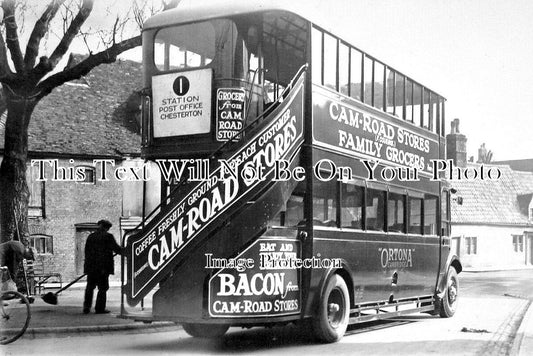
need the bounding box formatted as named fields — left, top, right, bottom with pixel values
left=387, top=233, right=440, bottom=300
left=152, top=176, right=302, bottom=322
left=311, top=230, right=391, bottom=305
left=306, top=230, right=441, bottom=317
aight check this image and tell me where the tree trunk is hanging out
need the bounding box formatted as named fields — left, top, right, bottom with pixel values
left=0, top=94, right=37, bottom=244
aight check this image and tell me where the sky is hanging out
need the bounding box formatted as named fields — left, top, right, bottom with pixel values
left=17, top=0, right=533, bottom=161
left=296, top=0, right=533, bottom=161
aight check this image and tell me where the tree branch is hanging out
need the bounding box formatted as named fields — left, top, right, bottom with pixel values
left=0, top=32, right=15, bottom=83
left=32, top=0, right=94, bottom=79
left=163, top=0, right=181, bottom=10
left=24, top=0, right=65, bottom=70
left=112, top=16, right=119, bottom=45
left=1, top=0, right=25, bottom=73
left=35, top=34, right=141, bottom=100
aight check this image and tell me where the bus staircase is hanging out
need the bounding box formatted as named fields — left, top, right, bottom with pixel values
left=120, top=66, right=308, bottom=321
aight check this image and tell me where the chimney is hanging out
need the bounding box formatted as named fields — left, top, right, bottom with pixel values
left=446, top=118, right=467, bottom=168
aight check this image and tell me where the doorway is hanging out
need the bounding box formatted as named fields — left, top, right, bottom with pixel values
left=74, top=223, right=98, bottom=275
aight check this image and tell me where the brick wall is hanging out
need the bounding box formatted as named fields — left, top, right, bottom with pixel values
left=28, top=157, right=127, bottom=281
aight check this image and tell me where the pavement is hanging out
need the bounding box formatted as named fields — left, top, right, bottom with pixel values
left=2, top=284, right=532, bottom=356
left=2, top=284, right=178, bottom=340
left=511, top=299, right=533, bottom=356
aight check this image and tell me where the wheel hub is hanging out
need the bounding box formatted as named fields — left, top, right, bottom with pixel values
left=328, top=303, right=340, bottom=313
left=448, top=281, right=457, bottom=304
left=327, top=288, right=345, bottom=327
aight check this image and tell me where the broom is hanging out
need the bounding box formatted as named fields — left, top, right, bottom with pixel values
left=41, top=252, right=118, bottom=304
left=41, top=274, right=86, bottom=305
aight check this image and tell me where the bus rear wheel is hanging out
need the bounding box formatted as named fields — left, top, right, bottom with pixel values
left=182, top=323, right=229, bottom=338
left=439, top=266, right=459, bottom=318
left=312, top=274, right=350, bottom=343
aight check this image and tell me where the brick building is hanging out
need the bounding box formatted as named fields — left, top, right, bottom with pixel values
left=446, top=119, right=533, bottom=269
left=0, top=56, right=147, bottom=281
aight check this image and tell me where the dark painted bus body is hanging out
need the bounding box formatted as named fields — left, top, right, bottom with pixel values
left=121, top=1, right=461, bottom=342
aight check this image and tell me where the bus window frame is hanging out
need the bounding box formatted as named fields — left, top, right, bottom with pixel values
left=340, top=180, right=366, bottom=231
left=151, top=20, right=221, bottom=74
left=407, top=191, right=424, bottom=235
left=387, top=187, right=407, bottom=234
left=365, top=182, right=387, bottom=232
left=440, top=190, right=451, bottom=237
left=310, top=24, right=446, bottom=138
left=423, top=193, right=439, bottom=236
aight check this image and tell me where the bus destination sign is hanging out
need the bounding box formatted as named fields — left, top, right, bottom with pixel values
left=312, top=88, right=439, bottom=176
left=208, top=239, right=301, bottom=317
left=152, top=68, right=212, bottom=138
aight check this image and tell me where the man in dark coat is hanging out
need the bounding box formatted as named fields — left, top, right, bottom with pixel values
left=83, top=220, right=122, bottom=314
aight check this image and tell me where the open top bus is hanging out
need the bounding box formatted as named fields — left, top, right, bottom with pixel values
left=121, top=0, right=461, bottom=343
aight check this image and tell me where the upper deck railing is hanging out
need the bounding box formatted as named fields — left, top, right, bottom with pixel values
left=311, top=25, right=446, bottom=138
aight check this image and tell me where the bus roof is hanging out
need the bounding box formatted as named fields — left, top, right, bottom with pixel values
left=143, top=0, right=313, bottom=31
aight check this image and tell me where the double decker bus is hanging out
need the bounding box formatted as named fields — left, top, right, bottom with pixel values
left=122, top=1, right=462, bottom=342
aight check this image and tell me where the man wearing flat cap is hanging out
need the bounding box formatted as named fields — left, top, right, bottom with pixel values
left=83, top=219, right=122, bottom=314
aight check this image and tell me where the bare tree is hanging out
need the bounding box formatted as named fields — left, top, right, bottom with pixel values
left=0, top=0, right=178, bottom=243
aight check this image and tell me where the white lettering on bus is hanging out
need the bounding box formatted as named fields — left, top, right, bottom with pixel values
left=380, top=248, right=413, bottom=268
left=217, top=273, right=285, bottom=296
left=147, top=177, right=238, bottom=271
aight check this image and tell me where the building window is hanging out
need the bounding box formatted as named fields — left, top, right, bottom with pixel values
left=512, top=234, right=524, bottom=252
left=464, top=236, right=477, bottom=255
left=29, top=234, right=53, bottom=254
left=77, top=166, right=96, bottom=184
left=27, top=164, right=45, bottom=218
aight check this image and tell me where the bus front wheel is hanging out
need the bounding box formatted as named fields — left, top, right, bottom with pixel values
left=312, top=274, right=350, bottom=343
left=182, top=323, right=229, bottom=338
left=439, top=266, right=459, bottom=318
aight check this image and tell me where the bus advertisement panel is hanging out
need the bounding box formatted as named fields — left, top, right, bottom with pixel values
left=208, top=238, right=301, bottom=318
left=312, top=87, right=439, bottom=177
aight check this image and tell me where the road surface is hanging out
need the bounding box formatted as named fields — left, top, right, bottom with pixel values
left=3, top=269, right=532, bottom=356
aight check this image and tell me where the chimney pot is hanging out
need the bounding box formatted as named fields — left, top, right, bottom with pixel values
left=446, top=118, right=467, bottom=168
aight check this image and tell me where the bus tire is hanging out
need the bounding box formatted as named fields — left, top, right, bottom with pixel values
left=182, top=323, right=229, bottom=338
left=312, top=274, right=350, bottom=343
left=439, top=266, right=459, bottom=318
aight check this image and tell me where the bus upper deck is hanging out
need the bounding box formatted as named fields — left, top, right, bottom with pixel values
left=140, top=1, right=445, bottom=157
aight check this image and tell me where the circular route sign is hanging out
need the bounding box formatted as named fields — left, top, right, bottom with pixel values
left=173, top=76, right=190, bottom=96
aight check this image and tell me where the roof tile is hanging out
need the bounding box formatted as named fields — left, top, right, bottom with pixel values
left=450, top=163, right=533, bottom=225
left=1, top=56, right=143, bottom=157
